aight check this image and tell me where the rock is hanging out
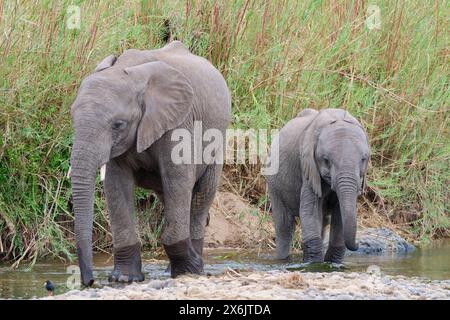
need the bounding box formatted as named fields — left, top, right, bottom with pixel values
left=366, top=265, right=382, bottom=275
left=186, top=286, right=202, bottom=295
left=408, top=288, right=423, bottom=295
left=322, top=227, right=415, bottom=255
left=349, top=228, right=415, bottom=255
left=148, top=280, right=167, bottom=290
left=166, top=279, right=176, bottom=287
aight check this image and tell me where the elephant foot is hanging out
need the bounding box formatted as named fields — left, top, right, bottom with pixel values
left=191, top=238, right=204, bottom=256
left=324, top=244, right=346, bottom=264
left=109, top=244, right=145, bottom=283
left=275, top=239, right=293, bottom=260
left=164, top=238, right=204, bottom=278
left=301, top=238, right=324, bottom=263
left=164, top=238, right=204, bottom=274
left=275, top=250, right=291, bottom=261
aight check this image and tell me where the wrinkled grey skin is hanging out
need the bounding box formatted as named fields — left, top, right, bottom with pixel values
left=70, top=41, right=231, bottom=286
left=266, top=108, right=370, bottom=264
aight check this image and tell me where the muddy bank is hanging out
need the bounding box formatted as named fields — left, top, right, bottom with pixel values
left=46, top=270, right=449, bottom=300
left=205, top=192, right=274, bottom=248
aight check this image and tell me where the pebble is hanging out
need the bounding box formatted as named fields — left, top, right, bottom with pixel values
left=148, top=280, right=166, bottom=290
left=186, top=286, right=202, bottom=295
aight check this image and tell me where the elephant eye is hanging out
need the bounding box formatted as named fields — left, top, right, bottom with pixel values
left=323, top=157, right=330, bottom=166
left=112, top=120, right=127, bottom=130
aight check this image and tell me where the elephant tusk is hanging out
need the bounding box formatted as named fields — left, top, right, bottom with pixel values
left=100, top=164, right=106, bottom=181
left=67, top=166, right=72, bottom=178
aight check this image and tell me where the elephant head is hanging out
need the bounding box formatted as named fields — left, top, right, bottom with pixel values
left=69, top=52, right=194, bottom=286
left=300, top=109, right=370, bottom=251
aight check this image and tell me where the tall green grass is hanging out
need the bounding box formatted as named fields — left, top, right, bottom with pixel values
left=0, top=0, right=448, bottom=264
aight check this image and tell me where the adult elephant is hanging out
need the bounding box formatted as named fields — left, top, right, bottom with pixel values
left=69, top=41, right=231, bottom=286
left=266, top=108, right=370, bottom=264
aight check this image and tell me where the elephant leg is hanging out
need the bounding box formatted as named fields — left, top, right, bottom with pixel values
left=299, top=184, right=324, bottom=263
left=324, top=203, right=346, bottom=264
left=190, top=165, right=221, bottom=255
left=104, top=160, right=144, bottom=283
left=164, top=165, right=220, bottom=273
left=271, top=192, right=296, bottom=260
left=160, top=164, right=203, bottom=278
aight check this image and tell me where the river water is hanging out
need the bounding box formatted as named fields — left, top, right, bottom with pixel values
left=1, top=240, right=449, bottom=299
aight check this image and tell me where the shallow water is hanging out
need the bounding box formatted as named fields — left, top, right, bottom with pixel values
left=1, top=240, right=449, bottom=299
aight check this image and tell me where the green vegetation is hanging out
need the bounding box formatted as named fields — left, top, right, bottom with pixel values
left=0, top=0, right=448, bottom=265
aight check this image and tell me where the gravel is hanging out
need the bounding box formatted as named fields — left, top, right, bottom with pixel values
left=44, top=270, right=449, bottom=300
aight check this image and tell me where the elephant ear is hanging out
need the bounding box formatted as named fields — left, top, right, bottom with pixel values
left=360, top=154, right=370, bottom=195
left=299, top=112, right=323, bottom=198
left=94, top=55, right=117, bottom=72
left=124, top=61, right=194, bottom=153
left=299, top=109, right=338, bottom=197
left=342, top=111, right=369, bottom=140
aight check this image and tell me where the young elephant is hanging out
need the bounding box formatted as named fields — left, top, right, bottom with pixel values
left=69, top=41, right=231, bottom=286
left=266, top=108, right=370, bottom=264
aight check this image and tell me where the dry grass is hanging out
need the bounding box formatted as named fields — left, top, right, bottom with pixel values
left=278, top=272, right=309, bottom=289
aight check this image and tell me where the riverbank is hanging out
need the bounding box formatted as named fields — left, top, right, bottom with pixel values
left=3, top=239, right=450, bottom=299
left=46, top=269, right=449, bottom=300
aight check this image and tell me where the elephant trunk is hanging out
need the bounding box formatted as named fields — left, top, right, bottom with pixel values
left=336, top=171, right=359, bottom=251
left=70, top=138, right=105, bottom=286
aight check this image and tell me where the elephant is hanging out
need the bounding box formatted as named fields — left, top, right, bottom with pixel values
left=69, top=41, right=231, bottom=286
left=266, top=108, right=370, bottom=264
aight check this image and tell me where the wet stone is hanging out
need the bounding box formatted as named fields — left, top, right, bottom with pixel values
left=347, top=227, right=416, bottom=255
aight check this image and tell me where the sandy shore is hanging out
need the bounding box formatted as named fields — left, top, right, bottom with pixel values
left=47, top=269, right=449, bottom=300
